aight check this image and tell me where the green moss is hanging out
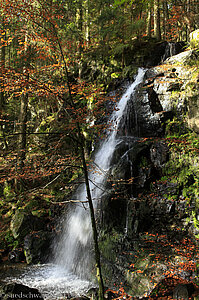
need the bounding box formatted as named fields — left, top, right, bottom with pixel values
left=99, top=230, right=122, bottom=261
left=10, top=211, right=26, bottom=239
left=24, top=249, right=33, bottom=265
left=163, top=116, right=199, bottom=235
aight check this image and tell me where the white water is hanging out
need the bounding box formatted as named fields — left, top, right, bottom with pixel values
left=54, top=68, right=146, bottom=277
left=2, top=68, right=145, bottom=299
left=1, top=264, right=93, bottom=299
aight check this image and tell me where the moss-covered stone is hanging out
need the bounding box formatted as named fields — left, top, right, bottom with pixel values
left=190, top=30, right=199, bottom=49
left=10, top=209, right=47, bottom=242
left=10, top=211, right=29, bottom=239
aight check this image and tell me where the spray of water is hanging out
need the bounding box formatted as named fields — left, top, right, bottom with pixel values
left=54, top=68, right=146, bottom=278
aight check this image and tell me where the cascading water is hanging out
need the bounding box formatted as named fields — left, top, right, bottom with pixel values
left=1, top=68, right=146, bottom=299
left=54, top=68, right=146, bottom=277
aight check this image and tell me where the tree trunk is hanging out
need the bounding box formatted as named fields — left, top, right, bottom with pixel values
left=76, top=0, right=84, bottom=79
left=146, top=3, right=152, bottom=38
left=79, top=136, right=105, bottom=300
left=84, top=0, right=90, bottom=43
left=18, top=32, right=29, bottom=169
left=163, top=0, right=168, bottom=39
left=18, top=93, right=28, bottom=168
left=154, top=0, right=161, bottom=41
left=76, top=0, right=83, bottom=49
left=0, top=17, right=8, bottom=151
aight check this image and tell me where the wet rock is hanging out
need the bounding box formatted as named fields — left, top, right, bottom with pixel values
left=173, top=284, right=189, bottom=299
left=111, top=140, right=152, bottom=188
left=0, top=283, right=44, bottom=299
left=147, top=87, right=163, bottom=113
left=87, top=288, right=98, bottom=299
left=103, top=139, right=171, bottom=233
left=144, top=41, right=185, bottom=67
left=162, top=42, right=186, bottom=61
left=117, top=86, right=163, bottom=138
left=150, top=141, right=169, bottom=170
left=24, top=231, right=53, bottom=264
left=8, top=249, right=25, bottom=263
left=70, top=297, right=89, bottom=300
left=110, top=137, right=138, bottom=166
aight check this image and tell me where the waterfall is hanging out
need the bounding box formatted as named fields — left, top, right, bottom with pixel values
left=2, top=68, right=146, bottom=300
left=54, top=68, right=146, bottom=279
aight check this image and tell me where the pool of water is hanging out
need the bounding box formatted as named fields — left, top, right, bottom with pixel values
left=0, top=264, right=94, bottom=299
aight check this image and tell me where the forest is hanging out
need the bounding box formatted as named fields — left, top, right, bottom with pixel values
left=0, top=0, right=199, bottom=299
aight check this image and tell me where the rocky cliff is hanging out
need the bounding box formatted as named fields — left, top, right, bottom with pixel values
left=99, top=48, right=199, bottom=298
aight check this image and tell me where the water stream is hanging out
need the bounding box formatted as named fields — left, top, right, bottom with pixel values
left=1, top=68, right=146, bottom=299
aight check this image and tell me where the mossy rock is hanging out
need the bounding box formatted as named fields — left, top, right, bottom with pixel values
left=125, top=270, right=152, bottom=296
left=10, top=210, right=46, bottom=240
left=10, top=211, right=29, bottom=239
left=190, top=30, right=199, bottom=49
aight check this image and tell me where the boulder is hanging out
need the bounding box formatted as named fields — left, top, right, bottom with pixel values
left=145, top=50, right=199, bottom=134
left=165, top=49, right=199, bottom=65
left=190, top=29, right=199, bottom=49
left=173, top=284, right=190, bottom=300
left=0, top=283, right=44, bottom=299
left=186, top=82, right=199, bottom=133
left=10, top=210, right=46, bottom=240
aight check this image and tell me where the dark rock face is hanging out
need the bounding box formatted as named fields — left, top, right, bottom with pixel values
left=147, top=86, right=163, bottom=112
left=144, top=41, right=186, bottom=67
left=101, top=139, right=169, bottom=233
left=99, top=48, right=199, bottom=297
left=24, top=231, right=53, bottom=264
left=0, top=283, right=44, bottom=299
left=173, top=284, right=189, bottom=300
left=162, top=42, right=186, bottom=62
left=8, top=249, right=25, bottom=263
left=117, top=88, right=162, bottom=138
